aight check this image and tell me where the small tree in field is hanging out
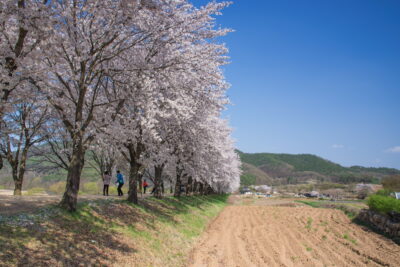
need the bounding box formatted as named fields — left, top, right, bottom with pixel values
left=382, top=175, right=400, bottom=192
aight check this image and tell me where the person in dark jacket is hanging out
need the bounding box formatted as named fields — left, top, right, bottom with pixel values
left=116, top=170, right=124, bottom=196
left=143, top=179, right=149, bottom=194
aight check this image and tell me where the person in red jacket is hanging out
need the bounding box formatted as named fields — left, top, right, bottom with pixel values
left=143, top=179, right=149, bottom=194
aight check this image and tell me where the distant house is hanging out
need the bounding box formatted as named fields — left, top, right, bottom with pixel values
left=304, top=191, right=319, bottom=198
left=240, top=187, right=251, bottom=194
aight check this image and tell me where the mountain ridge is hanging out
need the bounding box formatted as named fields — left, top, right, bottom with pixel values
left=237, top=150, right=400, bottom=186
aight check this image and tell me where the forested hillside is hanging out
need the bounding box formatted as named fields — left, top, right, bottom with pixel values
left=237, top=151, right=400, bottom=186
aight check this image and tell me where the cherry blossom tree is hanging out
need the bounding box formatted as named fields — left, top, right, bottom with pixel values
left=0, top=0, right=51, bottom=170
left=95, top=0, right=234, bottom=204
left=0, top=97, right=49, bottom=195
left=31, top=0, right=165, bottom=211
left=0, top=0, right=50, bottom=113
left=1, top=0, right=241, bottom=209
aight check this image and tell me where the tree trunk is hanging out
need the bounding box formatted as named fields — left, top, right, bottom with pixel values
left=13, top=170, right=24, bottom=196
left=138, top=173, right=143, bottom=196
left=10, top=161, right=21, bottom=196
left=14, top=180, right=22, bottom=195
left=59, top=140, right=85, bottom=211
left=206, top=185, right=213, bottom=195
left=193, top=180, right=199, bottom=195
left=0, top=156, right=3, bottom=170
left=199, top=183, right=204, bottom=195
left=14, top=147, right=29, bottom=196
left=174, top=167, right=182, bottom=197
left=186, top=176, right=193, bottom=196
left=153, top=165, right=163, bottom=199
left=127, top=158, right=141, bottom=204
left=123, top=142, right=144, bottom=204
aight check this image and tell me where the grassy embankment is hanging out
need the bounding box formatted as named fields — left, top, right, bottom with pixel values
left=0, top=195, right=228, bottom=266
left=296, top=198, right=400, bottom=245
left=295, top=199, right=367, bottom=219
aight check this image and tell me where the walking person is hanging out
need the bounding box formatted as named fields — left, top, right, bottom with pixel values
left=116, top=170, right=124, bottom=196
left=143, top=179, right=149, bottom=194
left=103, top=171, right=112, bottom=196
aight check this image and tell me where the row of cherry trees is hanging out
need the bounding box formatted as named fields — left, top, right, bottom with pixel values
left=0, top=0, right=241, bottom=211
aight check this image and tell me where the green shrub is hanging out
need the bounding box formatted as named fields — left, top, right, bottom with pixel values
left=48, top=181, right=66, bottom=194
left=375, top=189, right=392, bottom=196
left=367, top=194, right=400, bottom=214
left=0, top=185, right=5, bottom=190
left=25, top=187, right=46, bottom=195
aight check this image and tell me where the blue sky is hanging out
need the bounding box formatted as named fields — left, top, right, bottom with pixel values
left=195, top=0, right=400, bottom=169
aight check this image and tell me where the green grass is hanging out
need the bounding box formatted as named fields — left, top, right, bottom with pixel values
left=304, top=245, right=313, bottom=252
left=305, top=217, right=313, bottom=231
left=25, top=187, right=46, bottom=195
left=296, top=200, right=322, bottom=208
left=319, top=221, right=328, bottom=227
left=343, top=233, right=357, bottom=244
left=0, top=194, right=229, bottom=266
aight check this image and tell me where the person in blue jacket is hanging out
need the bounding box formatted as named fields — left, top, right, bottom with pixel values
left=116, top=170, right=124, bottom=196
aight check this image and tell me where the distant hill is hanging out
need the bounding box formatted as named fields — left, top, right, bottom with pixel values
left=237, top=150, right=400, bottom=186
left=241, top=162, right=274, bottom=186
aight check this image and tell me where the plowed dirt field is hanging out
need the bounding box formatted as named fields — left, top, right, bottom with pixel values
left=189, top=198, right=400, bottom=267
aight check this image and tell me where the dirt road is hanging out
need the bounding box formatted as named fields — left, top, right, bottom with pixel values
left=189, top=198, right=400, bottom=267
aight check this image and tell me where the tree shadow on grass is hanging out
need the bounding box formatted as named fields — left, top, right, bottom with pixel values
left=0, top=194, right=229, bottom=266
left=0, top=202, right=137, bottom=266
left=140, top=194, right=228, bottom=224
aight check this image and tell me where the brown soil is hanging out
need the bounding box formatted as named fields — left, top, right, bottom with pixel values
left=188, top=198, right=400, bottom=267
